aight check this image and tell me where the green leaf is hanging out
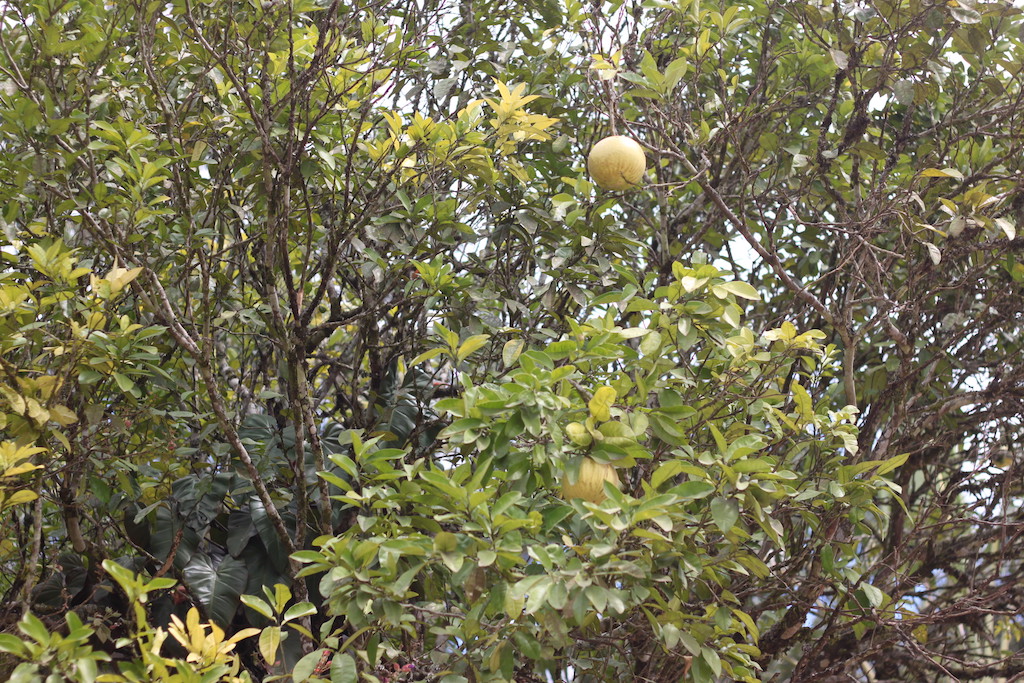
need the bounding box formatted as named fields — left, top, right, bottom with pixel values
left=875, top=452, right=909, bottom=476
left=710, top=497, right=740, bottom=532
left=718, top=281, right=760, bottom=300
left=434, top=531, right=458, bottom=553
left=249, top=498, right=289, bottom=573
left=240, top=595, right=274, bottom=619
left=283, top=602, right=317, bottom=622
left=512, top=630, right=542, bottom=660
left=182, top=553, right=248, bottom=626
left=861, top=583, right=885, bottom=608
left=259, top=584, right=289, bottom=617
left=585, top=584, right=608, bottom=613
left=650, top=413, right=687, bottom=444
left=950, top=6, right=981, bottom=23
left=17, top=614, right=48, bottom=645
left=524, top=577, right=552, bottom=614
left=678, top=631, right=701, bottom=656
left=330, top=653, right=358, bottom=683
left=733, top=608, right=760, bottom=640
left=0, top=633, right=28, bottom=657
left=639, top=329, right=663, bottom=355
left=392, top=562, right=424, bottom=597
left=293, top=648, right=325, bottom=682
left=651, top=460, right=684, bottom=489
left=112, top=372, right=136, bottom=393
left=701, top=646, right=722, bottom=677
left=617, top=327, right=650, bottom=339
left=708, top=423, right=728, bottom=454
left=668, top=481, right=715, bottom=499
left=732, top=458, right=774, bottom=473
left=660, top=622, right=681, bottom=649
left=829, top=48, right=849, bottom=70
left=892, top=79, right=916, bottom=105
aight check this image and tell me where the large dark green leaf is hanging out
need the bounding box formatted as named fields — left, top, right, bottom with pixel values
left=182, top=553, right=248, bottom=626
left=249, top=497, right=291, bottom=573
left=226, top=508, right=255, bottom=558
left=150, top=507, right=200, bottom=571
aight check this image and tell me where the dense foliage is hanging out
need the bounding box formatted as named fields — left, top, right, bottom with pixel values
left=1, top=0, right=1022, bottom=680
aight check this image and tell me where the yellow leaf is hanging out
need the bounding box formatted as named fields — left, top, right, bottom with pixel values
left=49, top=404, right=77, bottom=425
left=3, top=463, right=42, bottom=477
left=792, top=381, right=814, bottom=423
left=227, top=627, right=260, bottom=645
left=456, top=334, right=490, bottom=363
left=0, top=441, right=47, bottom=470
left=2, top=490, right=38, bottom=508
left=25, top=398, right=49, bottom=426
left=995, top=217, right=1016, bottom=240
left=408, top=346, right=445, bottom=367
left=0, top=385, right=26, bottom=415
left=588, top=386, right=617, bottom=422
left=259, top=626, right=281, bottom=665
left=502, top=338, right=525, bottom=368
left=102, top=266, right=142, bottom=297
left=920, top=167, right=963, bottom=179
left=33, top=375, right=59, bottom=399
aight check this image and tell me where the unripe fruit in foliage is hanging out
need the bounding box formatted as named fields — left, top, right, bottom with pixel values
left=565, top=422, right=592, bottom=447
left=561, top=458, right=619, bottom=503
left=587, top=135, right=646, bottom=190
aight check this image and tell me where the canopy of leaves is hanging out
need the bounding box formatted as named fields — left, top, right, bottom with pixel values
left=0, top=0, right=1022, bottom=681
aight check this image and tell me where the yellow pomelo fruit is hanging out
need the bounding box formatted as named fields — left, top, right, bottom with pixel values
left=561, top=458, right=620, bottom=503
left=587, top=135, right=646, bottom=191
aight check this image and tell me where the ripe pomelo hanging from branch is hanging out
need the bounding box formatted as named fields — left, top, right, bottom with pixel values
left=587, top=135, right=646, bottom=190
left=560, top=458, right=620, bottom=503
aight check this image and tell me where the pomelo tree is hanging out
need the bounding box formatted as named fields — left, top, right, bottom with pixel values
left=0, top=0, right=1022, bottom=681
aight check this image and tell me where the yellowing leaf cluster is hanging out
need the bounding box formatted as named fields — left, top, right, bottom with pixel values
left=0, top=441, right=45, bottom=511
left=365, top=80, right=558, bottom=187
left=484, top=80, right=559, bottom=155
left=168, top=608, right=259, bottom=674
left=90, top=265, right=142, bottom=299
left=762, top=321, right=826, bottom=349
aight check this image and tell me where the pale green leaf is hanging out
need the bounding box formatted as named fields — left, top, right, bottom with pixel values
left=718, top=281, right=760, bottom=301
left=710, top=497, right=740, bottom=532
